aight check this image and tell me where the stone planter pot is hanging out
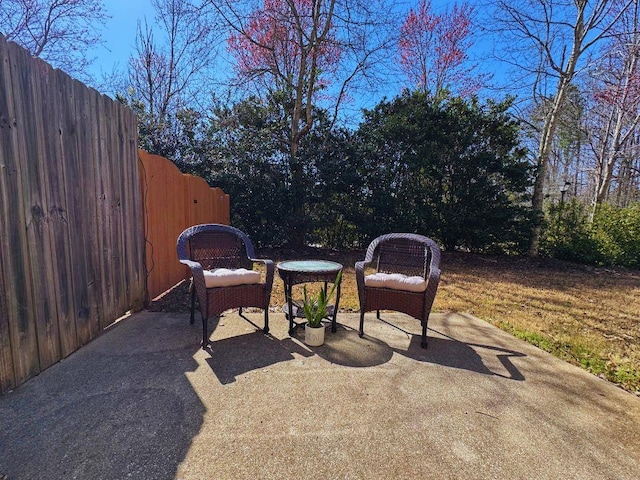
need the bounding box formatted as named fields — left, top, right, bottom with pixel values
left=304, top=324, right=325, bottom=346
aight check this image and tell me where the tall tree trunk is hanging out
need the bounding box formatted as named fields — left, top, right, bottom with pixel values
left=288, top=137, right=307, bottom=248
left=528, top=77, right=571, bottom=256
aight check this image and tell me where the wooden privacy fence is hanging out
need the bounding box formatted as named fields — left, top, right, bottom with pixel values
left=0, top=35, right=146, bottom=394
left=139, top=151, right=230, bottom=300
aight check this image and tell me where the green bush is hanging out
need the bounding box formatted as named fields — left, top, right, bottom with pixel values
left=354, top=92, right=533, bottom=252
left=541, top=201, right=640, bottom=268
left=592, top=203, right=640, bottom=268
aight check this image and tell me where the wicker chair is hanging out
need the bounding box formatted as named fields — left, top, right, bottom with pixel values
left=176, top=224, right=274, bottom=348
left=356, top=233, right=441, bottom=348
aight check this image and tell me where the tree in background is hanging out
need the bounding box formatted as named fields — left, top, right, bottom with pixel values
left=205, top=95, right=352, bottom=248
left=494, top=0, right=632, bottom=256
left=587, top=0, right=640, bottom=216
left=398, top=0, right=481, bottom=99
left=0, top=0, right=107, bottom=81
left=526, top=84, right=587, bottom=204
left=205, top=96, right=292, bottom=247
left=215, top=0, right=396, bottom=246
left=356, top=91, right=532, bottom=252
left=123, top=0, right=218, bottom=158
left=225, top=0, right=342, bottom=157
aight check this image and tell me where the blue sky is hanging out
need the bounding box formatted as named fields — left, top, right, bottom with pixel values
left=87, top=0, right=506, bottom=111
left=87, top=0, right=155, bottom=81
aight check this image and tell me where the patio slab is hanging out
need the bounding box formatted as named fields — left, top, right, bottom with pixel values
left=1, top=310, right=639, bottom=479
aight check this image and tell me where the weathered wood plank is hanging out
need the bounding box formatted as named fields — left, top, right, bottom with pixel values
left=0, top=254, right=14, bottom=394
left=69, top=80, right=100, bottom=346
left=130, top=115, right=146, bottom=308
left=36, top=60, right=81, bottom=360
left=94, top=96, right=117, bottom=326
left=0, top=35, right=17, bottom=393
left=51, top=71, right=94, bottom=358
left=109, top=98, right=127, bottom=321
left=2, top=41, right=41, bottom=383
left=17, top=53, right=62, bottom=370
left=119, top=108, right=145, bottom=311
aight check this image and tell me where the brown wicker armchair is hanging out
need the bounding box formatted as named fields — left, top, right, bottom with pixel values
left=176, top=224, right=274, bottom=348
left=356, top=233, right=441, bottom=348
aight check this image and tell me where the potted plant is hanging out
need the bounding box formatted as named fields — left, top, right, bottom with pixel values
left=302, top=271, right=342, bottom=346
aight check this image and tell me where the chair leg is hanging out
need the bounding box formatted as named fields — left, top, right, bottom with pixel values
left=190, top=286, right=196, bottom=325
left=201, top=315, right=210, bottom=349
left=359, top=311, right=365, bottom=338
left=421, top=321, right=428, bottom=349
left=263, top=309, right=270, bottom=334
left=376, top=310, right=381, bottom=319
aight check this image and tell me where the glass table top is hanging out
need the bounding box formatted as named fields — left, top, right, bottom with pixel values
left=277, top=260, right=343, bottom=273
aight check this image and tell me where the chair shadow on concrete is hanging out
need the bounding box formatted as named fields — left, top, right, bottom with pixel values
left=400, top=331, right=526, bottom=380
left=400, top=333, right=526, bottom=380
left=366, top=316, right=527, bottom=380
left=201, top=311, right=525, bottom=381
left=204, top=329, right=313, bottom=384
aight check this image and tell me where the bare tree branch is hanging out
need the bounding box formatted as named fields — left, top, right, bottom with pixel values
left=0, top=0, right=108, bottom=82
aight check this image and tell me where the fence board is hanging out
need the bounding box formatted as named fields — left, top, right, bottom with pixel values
left=0, top=35, right=17, bottom=393
left=2, top=40, right=41, bottom=384
left=27, top=57, right=66, bottom=369
left=0, top=254, right=14, bottom=393
left=82, top=88, right=103, bottom=328
left=187, top=176, right=224, bottom=226
left=111, top=100, right=132, bottom=320
left=40, top=63, right=77, bottom=359
left=122, top=112, right=145, bottom=311
left=214, top=187, right=231, bottom=224
left=94, top=92, right=117, bottom=333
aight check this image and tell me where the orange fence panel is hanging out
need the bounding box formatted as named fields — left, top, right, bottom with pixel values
left=139, top=151, right=230, bottom=299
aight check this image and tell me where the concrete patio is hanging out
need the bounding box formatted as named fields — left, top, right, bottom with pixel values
left=1, top=310, right=639, bottom=479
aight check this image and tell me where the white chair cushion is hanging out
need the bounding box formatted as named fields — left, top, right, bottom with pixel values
left=203, top=268, right=261, bottom=288
left=364, top=272, right=427, bottom=293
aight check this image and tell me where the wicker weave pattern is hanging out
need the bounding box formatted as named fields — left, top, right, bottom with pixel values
left=356, top=233, right=441, bottom=348
left=177, top=224, right=274, bottom=348
left=206, top=284, right=268, bottom=316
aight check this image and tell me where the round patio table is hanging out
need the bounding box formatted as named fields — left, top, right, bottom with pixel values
left=276, top=260, right=343, bottom=335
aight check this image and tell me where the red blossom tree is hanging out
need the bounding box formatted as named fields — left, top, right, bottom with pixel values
left=228, top=0, right=341, bottom=95
left=398, top=0, right=479, bottom=99
left=218, top=0, right=394, bottom=246
left=587, top=0, right=640, bottom=214
left=225, top=0, right=342, bottom=159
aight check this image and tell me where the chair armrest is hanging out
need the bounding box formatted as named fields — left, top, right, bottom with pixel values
left=423, top=266, right=441, bottom=316
left=428, top=266, right=441, bottom=286
left=355, top=260, right=370, bottom=304
left=355, top=260, right=367, bottom=278
left=179, top=258, right=204, bottom=278
left=179, top=259, right=207, bottom=308
left=250, top=258, right=275, bottom=297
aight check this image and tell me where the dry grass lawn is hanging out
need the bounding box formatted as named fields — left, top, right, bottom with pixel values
left=152, top=248, right=640, bottom=395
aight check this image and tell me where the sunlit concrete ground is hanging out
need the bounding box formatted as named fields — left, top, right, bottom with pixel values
left=1, top=310, right=639, bottom=479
